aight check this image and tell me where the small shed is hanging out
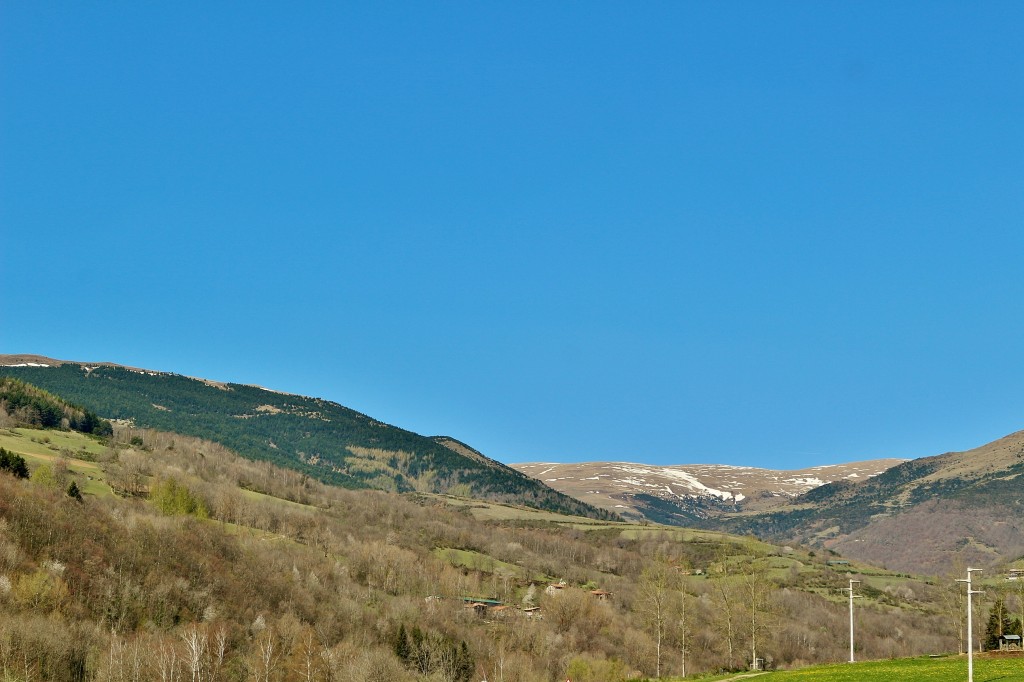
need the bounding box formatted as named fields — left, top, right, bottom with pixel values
left=590, top=589, right=613, bottom=601
left=459, top=597, right=503, bottom=607
left=999, top=634, right=1022, bottom=651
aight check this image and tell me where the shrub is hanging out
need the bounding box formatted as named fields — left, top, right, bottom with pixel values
left=149, top=477, right=208, bottom=518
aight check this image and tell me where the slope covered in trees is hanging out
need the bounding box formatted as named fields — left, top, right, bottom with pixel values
left=0, top=362, right=610, bottom=519
left=0, top=377, right=112, bottom=436
left=0, top=421, right=997, bottom=681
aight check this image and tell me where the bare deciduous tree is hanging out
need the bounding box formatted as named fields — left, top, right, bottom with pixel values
left=741, top=558, right=773, bottom=668
left=711, top=557, right=738, bottom=669
left=677, top=583, right=693, bottom=678
left=637, top=560, right=673, bottom=677
left=253, top=628, right=281, bottom=682
left=181, top=625, right=208, bottom=682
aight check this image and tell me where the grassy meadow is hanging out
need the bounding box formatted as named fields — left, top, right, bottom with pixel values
left=0, top=426, right=113, bottom=497
left=674, top=654, right=1024, bottom=682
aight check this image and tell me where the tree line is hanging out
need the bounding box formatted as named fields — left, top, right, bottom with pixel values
left=0, top=377, right=112, bottom=436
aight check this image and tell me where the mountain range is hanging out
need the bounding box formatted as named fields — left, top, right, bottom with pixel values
left=4, top=353, right=1024, bottom=575
left=514, top=435, right=1024, bottom=575
left=511, top=458, right=905, bottom=521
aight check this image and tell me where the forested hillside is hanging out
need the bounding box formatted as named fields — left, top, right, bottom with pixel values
left=0, top=416, right=995, bottom=682
left=0, top=377, right=112, bottom=437
left=0, top=361, right=610, bottom=519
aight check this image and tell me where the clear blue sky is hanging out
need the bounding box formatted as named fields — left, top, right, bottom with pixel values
left=3, top=3, right=1022, bottom=468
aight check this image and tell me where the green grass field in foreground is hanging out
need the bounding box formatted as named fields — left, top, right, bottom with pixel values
left=673, top=654, right=1024, bottom=681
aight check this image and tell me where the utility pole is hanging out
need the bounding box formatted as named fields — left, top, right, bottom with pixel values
left=845, top=579, right=862, bottom=663
left=957, top=568, right=984, bottom=682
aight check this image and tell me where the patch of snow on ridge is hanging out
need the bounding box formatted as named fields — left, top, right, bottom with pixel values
left=616, top=477, right=660, bottom=488
left=785, top=477, right=825, bottom=487
left=659, top=468, right=737, bottom=501
left=614, top=464, right=739, bottom=502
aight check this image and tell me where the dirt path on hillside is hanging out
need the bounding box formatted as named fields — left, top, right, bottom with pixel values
left=720, top=673, right=768, bottom=681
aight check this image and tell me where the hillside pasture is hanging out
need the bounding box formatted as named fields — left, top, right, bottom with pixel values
left=432, top=547, right=524, bottom=579
left=238, top=486, right=321, bottom=511
left=0, top=426, right=107, bottom=459
left=427, top=493, right=623, bottom=525
left=0, top=427, right=112, bottom=497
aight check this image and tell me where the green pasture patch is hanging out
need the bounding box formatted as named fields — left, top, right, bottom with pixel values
left=426, top=494, right=616, bottom=525
left=26, top=452, right=112, bottom=498
left=618, top=527, right=727, bottom=542
left=859, top=574, right=915, bottom=590
left=2, top=427, right=108, bottom=458
left=238, top=487, right=320, bottom=511
left=618, top=527, right=778, bottom=552
left=765, top=557, right=807, bottom=580
left=1, top=428, right=114, bottom=498
left=75, top=475, right=113, bottom=498
left=219, top=519, right=303, bottom=546
left=0, top=428, right=76, bottom=458
left=433, top=547, right=523, bottom=578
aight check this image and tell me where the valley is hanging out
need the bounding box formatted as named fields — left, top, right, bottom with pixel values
left=0, top=419, right=988, bottom=681
left=1, top=358, right=1023, bottom=681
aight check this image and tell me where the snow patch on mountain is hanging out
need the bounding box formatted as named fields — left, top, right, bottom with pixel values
left=511, top=457, right=906, bottom=520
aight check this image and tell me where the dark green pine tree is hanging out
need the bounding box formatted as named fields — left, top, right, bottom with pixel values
left=0, top=448, right=29, bottom=479
left=985, top=597, right=1014, bottom=650
left=410, top=627, right=428, bottom=674
left=455, top=640, right=474, bottom=682
left=67, top=480, right=83, bottom=501
left=393, top=624, right=410, bottom=663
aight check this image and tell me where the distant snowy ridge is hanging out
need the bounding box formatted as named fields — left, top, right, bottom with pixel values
left=512, top=458, right=906, bottom=521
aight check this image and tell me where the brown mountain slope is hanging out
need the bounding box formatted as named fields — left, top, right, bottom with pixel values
left=715, top=429, right=1024, bottom=575
left=512, top=459, right=904, bottom=521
